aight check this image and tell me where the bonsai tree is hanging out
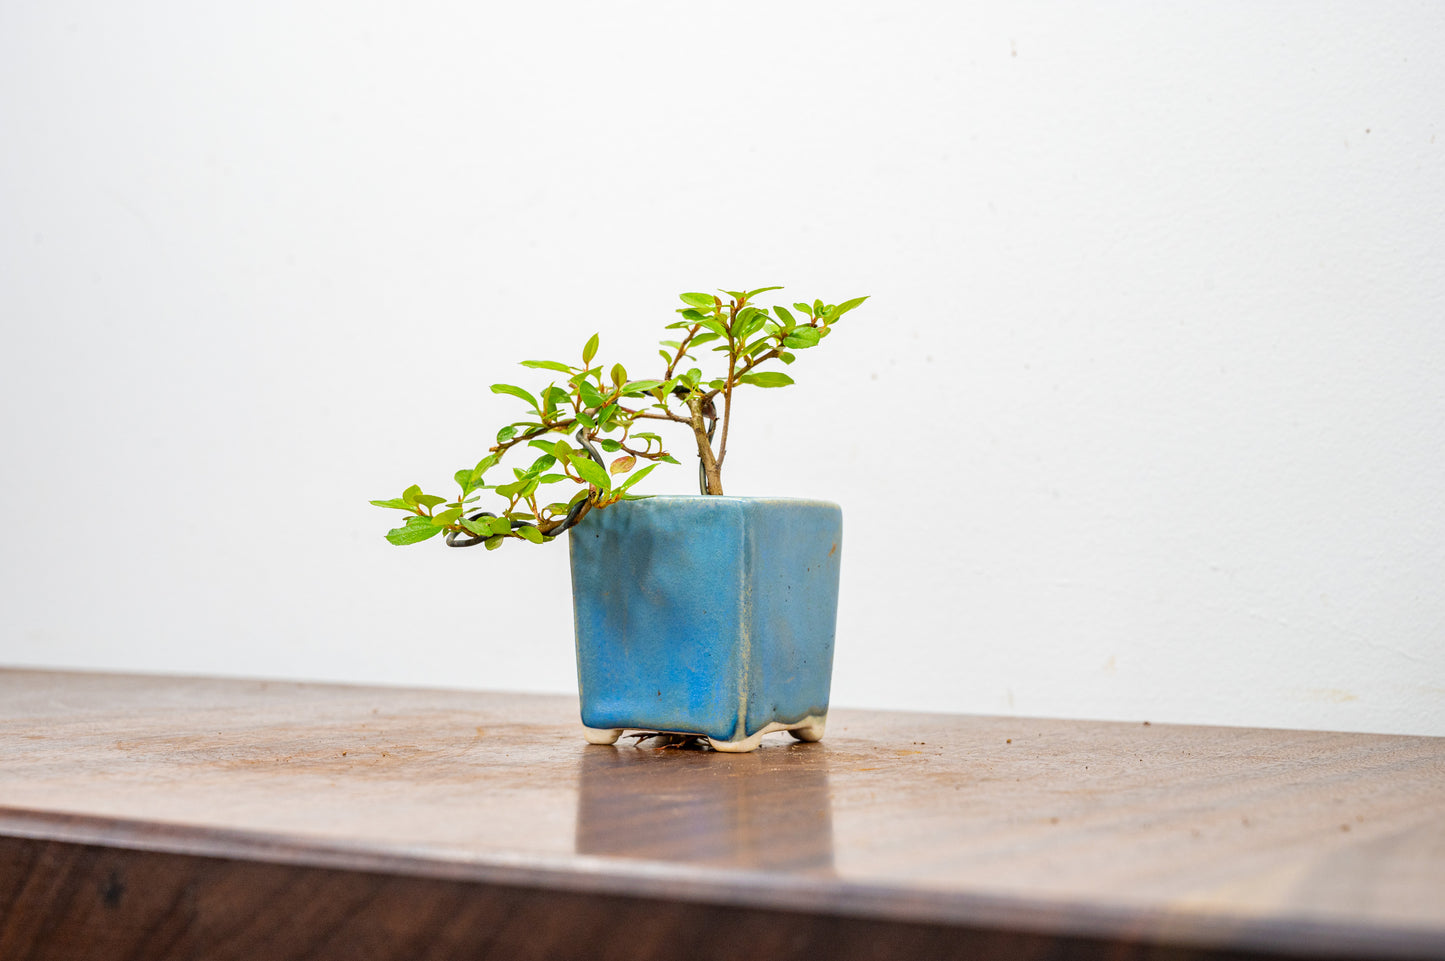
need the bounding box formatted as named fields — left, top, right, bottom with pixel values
left=373, top=287, right=867, bottom=549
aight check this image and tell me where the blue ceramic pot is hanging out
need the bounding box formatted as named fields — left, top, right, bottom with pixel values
left=569, top=496, right=842, bottom=752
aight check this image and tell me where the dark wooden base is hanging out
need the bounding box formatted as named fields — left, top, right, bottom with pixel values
left=2, top=835, right=1311, bottom=961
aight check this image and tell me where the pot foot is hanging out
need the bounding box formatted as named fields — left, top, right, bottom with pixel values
left=707, top=714, right=828, bottom=753
left=707, top=734, right=762, bottom=753
left=789, top=719, right=826, bottom=742
left=583, top=726, right=623, bottom=745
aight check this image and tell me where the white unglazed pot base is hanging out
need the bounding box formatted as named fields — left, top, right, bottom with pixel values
left=583, top=726, right=624, bottom=745
left=710, top=715, right=827, bottom=752
left=581, top=715, right=826, bottom=753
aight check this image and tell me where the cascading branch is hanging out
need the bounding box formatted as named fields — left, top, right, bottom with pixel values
left=373, top=286, right=867, bottom=549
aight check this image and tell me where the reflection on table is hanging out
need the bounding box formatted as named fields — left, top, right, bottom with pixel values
left=574, top=739, right=835, bottom=873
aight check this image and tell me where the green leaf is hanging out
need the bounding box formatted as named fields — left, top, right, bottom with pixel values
left=491, top=383, right=540, bottom=411
left=731, top=306, right=767, bottom=339
left=598, top=437, right=622, bottom=452
left=535, top=473, right=568, bottom=485
left=386, top=522, right=444, bottom=545
left=582, top=332, right=600, bottom=366
left=772, top=305, right=797, bottom=330
left=520, top=360, right=573, bottom=373
left=577, top=380, right=605, bottom=410
left=746, top=286, right=784, bottom=298
left=575, top=410, right=595, bottom=430
left=677, top=308, right=707, bottom=322
left=661, top=454, right=681, bottom=465
left=740, top=335, right=772, bottom=357
left=467, top=456, right=499, bottom=490
left=680, top=292, right=715, bottom=309
left=793, top=302, right=813, bottom=317
left=699, top=318, right=728, bottom=338
left=541, top=385, right=567, bottom=416
left=739, top=371, right=795, bottom=388
left=622, top=379, right=664, bottom=396
left=571, top=456, right=612, bottom=491
left=496, top=424, right=518, bottom=444
left=688, top=332, right=721, bottom=349
left=610, top=454, right=636, bottom=475
left=370, top=498, right=412, bottom=510
left=402, top=484, right=422, bottom=507
left=460, top=517, right=490, bottom=536
left=610, top=363, right=627, bottom=388
left=484, top=535, right=504, bottom=551
left=485, top=515, right=512, bottom=536
left=784, top=327, right=822, bottom=349
left=414, top=493, right=447, bottom=509
left=516, top=525, right=545, bottom=544
left=779, top=350, right=796, bottom=365
left=826, top=295, right=868, bottom=320
left=618, top=463, right=656, bottom=491
left=431, top=507, right=464, bottom=528
left=527, top=453, right=557, bottom=475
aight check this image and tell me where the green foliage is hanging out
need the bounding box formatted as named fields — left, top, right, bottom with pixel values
left=374, top=287, right=867, bottom=549
left=738, top=371, right=794, bottom=388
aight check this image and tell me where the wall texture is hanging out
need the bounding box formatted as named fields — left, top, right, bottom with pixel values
left=2, top=2, right=1442, bottom=734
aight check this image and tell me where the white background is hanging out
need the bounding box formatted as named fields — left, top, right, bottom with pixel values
left=3, top=2, right=1442, bottom=735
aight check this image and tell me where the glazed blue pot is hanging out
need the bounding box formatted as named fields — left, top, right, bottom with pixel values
left=569, top=496, right=842, bottom=752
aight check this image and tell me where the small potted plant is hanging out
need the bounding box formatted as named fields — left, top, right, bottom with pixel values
left=373, top=287, right=866, bottom=752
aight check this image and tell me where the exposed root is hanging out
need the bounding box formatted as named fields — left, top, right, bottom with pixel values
left=622, top=731, right=711, bottom=751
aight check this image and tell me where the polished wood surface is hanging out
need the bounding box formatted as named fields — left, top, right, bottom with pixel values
left=1, top=669, right=1442, bottom=959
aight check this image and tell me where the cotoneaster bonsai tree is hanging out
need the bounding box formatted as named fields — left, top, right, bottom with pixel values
left=372, top=287, right=867, bottom=547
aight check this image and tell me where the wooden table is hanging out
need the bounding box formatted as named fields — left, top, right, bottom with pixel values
left=1, top=669, right=1441, bottom=960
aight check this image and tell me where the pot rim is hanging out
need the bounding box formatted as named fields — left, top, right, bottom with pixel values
left=607, top=494, right=840, bottom=509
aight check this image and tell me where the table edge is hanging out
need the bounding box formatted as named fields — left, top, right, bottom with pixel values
left=2, top=804, right=1440, bottom=960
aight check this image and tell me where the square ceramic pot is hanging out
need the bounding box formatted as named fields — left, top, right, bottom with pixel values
left=568, top=496, right=841, bottom=752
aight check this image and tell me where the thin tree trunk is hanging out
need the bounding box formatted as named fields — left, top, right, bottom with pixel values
left=686, top=395, right=723, bottom=495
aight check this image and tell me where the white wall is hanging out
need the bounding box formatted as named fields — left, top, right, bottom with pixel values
left=2, top=2, right=1442, bottom=735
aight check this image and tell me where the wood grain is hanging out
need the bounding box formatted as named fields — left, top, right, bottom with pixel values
left=1, top=669, right=1442, bottom=959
